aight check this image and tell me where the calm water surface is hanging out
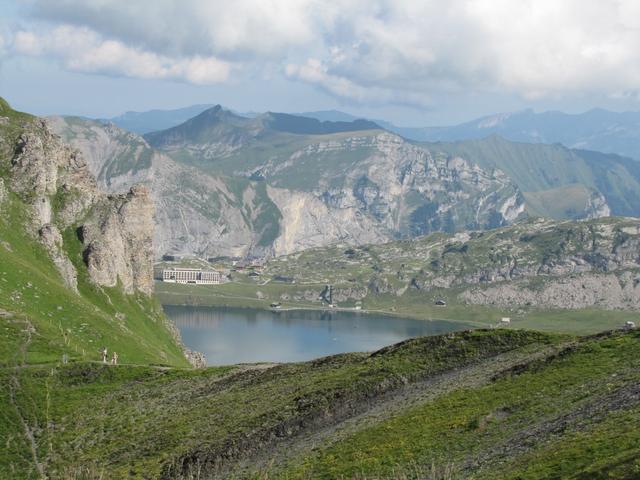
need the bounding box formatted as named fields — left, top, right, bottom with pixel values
left=164, top=305, right=470, bottom=365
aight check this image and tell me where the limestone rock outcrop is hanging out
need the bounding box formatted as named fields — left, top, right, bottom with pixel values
left=80, top=185, right=155, bottom=295
left=6, top=118, right=155, bottom=295
left=460, top=272, right=640, bottom=311
left=38, top=224, right=78, bottom=292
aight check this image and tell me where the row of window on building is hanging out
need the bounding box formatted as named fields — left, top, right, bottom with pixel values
left=162, top=268, right=222, bottom=285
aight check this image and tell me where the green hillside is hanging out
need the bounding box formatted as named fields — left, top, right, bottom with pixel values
left=3, top=326, right=639, bottom=479
left=435, top=135, right=640, bottom=217
left=4, top=99, right=640, bottom=478
left=0, top=195, right=187, bottom=367
left=522, top=184, right=593, bottom=219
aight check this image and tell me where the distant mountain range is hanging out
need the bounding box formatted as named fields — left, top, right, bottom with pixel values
left=50, top=104, right=640, bottom=259
left=106, top=105, right=640, bottom=161
left=301, top=109, right=640, bottom=162
left=106, top=104, right=216, bottom=134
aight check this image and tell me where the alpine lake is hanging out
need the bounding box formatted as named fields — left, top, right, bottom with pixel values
left=164, top=305, right=471, bottom=365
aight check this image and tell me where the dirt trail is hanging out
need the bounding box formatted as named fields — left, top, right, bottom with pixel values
left=230, top=342, right=571, bottom=477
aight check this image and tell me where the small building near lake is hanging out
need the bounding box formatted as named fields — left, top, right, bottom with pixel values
left=162, top=268, right=222, bottom=285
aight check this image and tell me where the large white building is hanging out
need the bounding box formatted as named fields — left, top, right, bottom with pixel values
left=162, top=268, right=222, bottom=285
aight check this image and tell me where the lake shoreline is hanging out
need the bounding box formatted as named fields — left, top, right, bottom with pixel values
left=156, top=281, right=638, bottom=335
left=161, top=300, right=482, bottom=325
left=164, top=305, right=471, bottom=365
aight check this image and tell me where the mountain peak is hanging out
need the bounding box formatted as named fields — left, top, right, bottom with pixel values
left=199, top=104, right=229, bottom=117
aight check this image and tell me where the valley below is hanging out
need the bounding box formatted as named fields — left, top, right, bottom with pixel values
left=157, top=215, right=640, bottom=336
left=5, top=0, right=640, bottom=475
left=2, top=96, right=640, bottom=479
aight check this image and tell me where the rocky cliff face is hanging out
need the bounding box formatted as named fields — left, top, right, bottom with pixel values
left=49, top=117, right=270, bottom=258
left=460, top=272, right=640, bottom=310
left=52, top=118, right=526, bottom=259
left=5, top=117, right=155, bottom=295
left=585, top=190, right=611, bottom=219
left=80, top=185, right=155, bottom=295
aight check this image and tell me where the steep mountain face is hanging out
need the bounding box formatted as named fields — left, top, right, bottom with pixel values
left=148, top=107, right=527, bottom=236
left=55, top=112, right=526, bottom=258
left=433, top=135, right=640, bottom=218
left=50, top=117, right=285, bottom=258
left=0, top=97, right=189, bottom=366
left=6, top=116, right=154, bottom=294
left=261, top=217, right=640, bottom=312
left=53, top=105, right=640, bottom=260
left=145, top=108, right=640, bottom=223
left=254, top=131, right=524, bottom=239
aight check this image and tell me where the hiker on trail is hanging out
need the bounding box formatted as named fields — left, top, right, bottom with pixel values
left=101, top=347, right=108, bottom=364
left=111, top=351, right=118, bottom=366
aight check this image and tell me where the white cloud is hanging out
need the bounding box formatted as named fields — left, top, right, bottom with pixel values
left=11, top=0, right=640, bottom=104
left=29, top=0, right=325, bottom=59
left=288, top=0, right=640, bottom=101
left=12, top=26, right=230, bottom=84
left=286, top=59, right=431, bottom=107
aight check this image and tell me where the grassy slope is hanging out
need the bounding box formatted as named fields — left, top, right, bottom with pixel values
left=0, top=329, right=560, bottom=478
left=522, top=184, right=592, bottom=219
left=0, top=99, right=194, bottom=479
left=434, top=136, right=599, bottom=193
left=0, top=100, right=188, bottom=368
left=434, top=136, right=640, bottom=217
left=2, top=329, right=639, bottom=479
left=280, top=330, right=640, bottom=479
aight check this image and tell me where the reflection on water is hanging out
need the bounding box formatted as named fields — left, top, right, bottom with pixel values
left=164, top=306, right=470, bottom=365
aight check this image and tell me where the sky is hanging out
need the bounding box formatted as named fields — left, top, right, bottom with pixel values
left=1, top=0, right=640, bottom=126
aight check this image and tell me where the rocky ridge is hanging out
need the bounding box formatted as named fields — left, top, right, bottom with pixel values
left=4, top=115, right=154, bottom=295
left=52, top=117, right=527, bottom=258
left=262, top=217, right=640, bottom=311
left=49, top=117, right=277, bottom=258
